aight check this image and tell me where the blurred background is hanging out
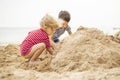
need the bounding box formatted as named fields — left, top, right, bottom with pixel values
left=0, top=0, right=120, bottom=43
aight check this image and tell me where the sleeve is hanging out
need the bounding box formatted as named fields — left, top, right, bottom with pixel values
left=52, top=29, right=59, bottom=40
left=65, top=25, right=71, bottom=32
left=44, top=38, right=51, bottom=48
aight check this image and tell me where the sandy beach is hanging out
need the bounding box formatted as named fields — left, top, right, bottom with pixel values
left=0, top=27, right=120, bottom=80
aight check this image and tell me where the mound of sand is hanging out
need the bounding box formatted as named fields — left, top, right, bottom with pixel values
left=0, top=26, right=120, bottom=80
left=51, top=27, right=120, bottom=72
left=111, top=31, right=120, bottom=43
left=115, top=31, right=120, bottom=38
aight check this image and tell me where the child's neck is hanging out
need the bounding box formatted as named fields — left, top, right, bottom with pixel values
left=41, top=28, right=51, bottom=36
left=41, top=28, right=47, bottom=33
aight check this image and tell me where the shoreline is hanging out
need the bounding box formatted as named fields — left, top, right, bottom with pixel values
left=0, top=42, right=20, bottom=46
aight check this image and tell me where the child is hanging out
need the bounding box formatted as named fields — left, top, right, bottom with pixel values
left=20, top=14, right=58, bottom=64
left=52, top=10, right=72, bottom=43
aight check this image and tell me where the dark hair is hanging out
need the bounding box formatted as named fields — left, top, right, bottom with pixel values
left=58, top=10, right=71, bottom=22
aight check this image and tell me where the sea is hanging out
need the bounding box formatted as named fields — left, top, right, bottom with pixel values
left=0, top=27, right=38, bottom=45
left=0, top=26, right=119, bottom=45
left=0, top=27, right=68, bottom=45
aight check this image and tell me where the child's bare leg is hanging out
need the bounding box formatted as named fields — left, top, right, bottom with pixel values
left=30, top=46, right=45, bottom=62
left=25, top=43, right=46, bottom=63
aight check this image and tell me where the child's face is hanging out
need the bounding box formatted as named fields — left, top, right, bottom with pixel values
left=58, top=19, right=68, bottom=28
left=62, top=20, right=68, bottom=28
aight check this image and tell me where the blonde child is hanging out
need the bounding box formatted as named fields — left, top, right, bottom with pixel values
left=20, top=14, right=58, bottom=64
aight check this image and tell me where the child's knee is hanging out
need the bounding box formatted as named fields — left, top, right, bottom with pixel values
left=40, top=43, right=46, bottom=48
left=37, top=43, right=46, bottom=49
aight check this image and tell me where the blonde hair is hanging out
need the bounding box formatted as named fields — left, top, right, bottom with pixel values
left=40, top=14, right=58, bottom=30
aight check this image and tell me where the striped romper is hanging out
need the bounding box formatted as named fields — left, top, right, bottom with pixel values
left=20, top=28, right=51, bottom=56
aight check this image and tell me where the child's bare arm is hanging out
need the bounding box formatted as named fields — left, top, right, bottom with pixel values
left=49, top=35, right=56, bottom=48
left=68, top=31, right=72, bottom=35
left=47, top=47, right=54, bottom=55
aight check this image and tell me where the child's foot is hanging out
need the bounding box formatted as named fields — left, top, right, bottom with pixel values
left=25, top=58, right=30, bottom=62
left=29, top=59, right=40, bottom=65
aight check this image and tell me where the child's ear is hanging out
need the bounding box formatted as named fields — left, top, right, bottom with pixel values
left=42, top=26, right=47, bottom=31
left=44, top=24, right=47, bottom=28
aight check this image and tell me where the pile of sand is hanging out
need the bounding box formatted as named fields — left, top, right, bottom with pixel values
left=111, top=31, right=120, bottom=43
left=51, top=27, right=120, bottom=72
left=0, top=26, right=120, bottom=80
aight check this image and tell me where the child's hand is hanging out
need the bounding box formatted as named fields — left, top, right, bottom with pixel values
left=47, top=47, right=53, bottom=55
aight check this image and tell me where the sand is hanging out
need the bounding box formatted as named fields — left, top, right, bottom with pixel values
left=0, top=26, right=120, bottom=80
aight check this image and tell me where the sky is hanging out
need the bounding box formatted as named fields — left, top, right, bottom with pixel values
left=0, top=0, right=120, bottom=34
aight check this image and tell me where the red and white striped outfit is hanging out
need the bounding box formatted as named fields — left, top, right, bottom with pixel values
left=20, top=28, right=51, bottom=56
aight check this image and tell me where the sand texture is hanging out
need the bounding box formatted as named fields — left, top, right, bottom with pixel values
left=0, top=27, right=120, bottom=80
